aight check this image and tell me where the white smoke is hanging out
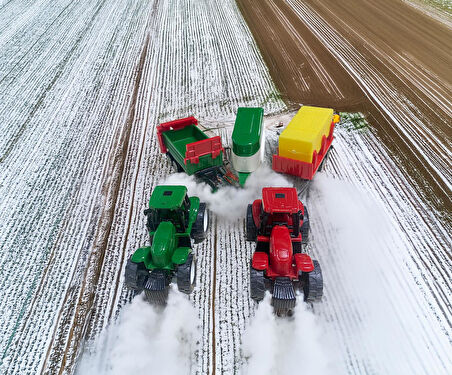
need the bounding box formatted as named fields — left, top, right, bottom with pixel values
left=77, top=289, right=200, bottom=375
left=161, top=165, right=292, bottom=221
left=306, top=174, right=450, bottom=374
left=241, top=294, right=336, bottom=375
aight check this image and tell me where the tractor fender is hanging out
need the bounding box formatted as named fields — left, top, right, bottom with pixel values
left=252, top=252, right=268, bottom=271
left=131, top=246, right=153, bottom=268
left=172, top=247, right=192, bottom=265
left=294, top=253, right=314, bottom=273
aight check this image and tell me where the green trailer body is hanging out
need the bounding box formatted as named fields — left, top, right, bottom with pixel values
left=161, top=124, right=223, bottom=175
left=157, top=116, right=239, bottom=189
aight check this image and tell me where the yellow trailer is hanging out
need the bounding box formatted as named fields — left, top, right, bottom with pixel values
left=273, top=106, right=339, bottom=180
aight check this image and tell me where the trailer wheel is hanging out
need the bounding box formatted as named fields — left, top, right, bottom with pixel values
left=124, top=258, right=149, bottom=291
left=166, top=153, right=183, bottom=173
left=250, top=267, right=266, bottom=301
left=177, top=253, right=196, bottom=294
left=191, top=203, right=209, bottom=243
left=303, top=260, right=323, bottom=302
left=246, top=204, right=257, bottom=241
left=317, top=147, right=332, bottom=172
left=301, top=206, right=310, bottom=246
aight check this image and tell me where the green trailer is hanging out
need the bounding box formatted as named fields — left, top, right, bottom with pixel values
left=157, top=117, right=239, bottom=189
left=231, top=107, right=264, bottom=185
left=125, top=185, right=209, bottom=304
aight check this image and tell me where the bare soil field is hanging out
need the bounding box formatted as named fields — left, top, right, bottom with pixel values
left=0, top=1, right=450, bottom=374
left=237, top=0, right=452, bottom=224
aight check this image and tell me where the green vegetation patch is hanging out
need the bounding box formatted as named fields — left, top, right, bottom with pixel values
left=421, top=0, right=452, bottom=15
left=338, top=112, right=369, bottom=131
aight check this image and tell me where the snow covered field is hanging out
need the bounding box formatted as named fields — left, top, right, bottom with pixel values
left=0, top=0, right=283, bottom=373
left=0, top=1, right=450, bottom=374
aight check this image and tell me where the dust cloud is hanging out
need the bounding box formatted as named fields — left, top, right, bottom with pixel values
left=77, top=289, right=200, bottom=375
left=161, top=165, right=292, bottom=221
left=241, top=294, right=336, bottom=375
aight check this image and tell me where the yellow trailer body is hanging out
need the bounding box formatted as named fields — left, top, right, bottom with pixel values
left=278, top=106, right=334, bottom=163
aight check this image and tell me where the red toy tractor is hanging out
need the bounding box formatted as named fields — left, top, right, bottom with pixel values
left=246, top=187, right=323, bottom=315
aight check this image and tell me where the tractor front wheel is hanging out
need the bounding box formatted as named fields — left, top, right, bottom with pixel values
left=191, top=203, right=209, bottom=243
left=246, top=204, right=257, bottom=241
left=303, top=260, right=323, bottom=302
left=177, top=253, right=196, bottom=294
left=250, top=267, right=265, bottom=301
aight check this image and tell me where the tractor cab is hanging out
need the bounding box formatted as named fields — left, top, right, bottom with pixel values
left=145, top=186, right=191, bottom=233
left=259, top=187, right=303, bottom=237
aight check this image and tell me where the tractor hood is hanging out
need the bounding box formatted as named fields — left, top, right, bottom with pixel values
left=151, top=221, right=176, bottom=268
left=269, top=225, right=293, bottom=275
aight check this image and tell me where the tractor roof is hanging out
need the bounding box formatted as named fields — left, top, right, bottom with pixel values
left=262, top=187, right=299, bottom=213
left=149, top=185, right=187, bottom=210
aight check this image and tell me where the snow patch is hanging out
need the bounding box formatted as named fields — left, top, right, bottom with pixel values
left=161, top=165, right=292, bottom=221
left=77, top=290, right=200, bottom=375
left=309, top=174, right=452, bottom=374
left=241, top=294, right=336, bottom=375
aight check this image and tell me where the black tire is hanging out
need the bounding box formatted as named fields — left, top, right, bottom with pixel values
left=250, top=266, right=266, bottom=301
left=317, top=147, right=332, bottom=172
left=124, top=258, right=149, bottom=291
left=301, top=206, right=310, bottom=246
left=191, top=203, right=209, bottom=243
left=167, top=153, right=184, bottom=173
left=177, top=253, right=196, bottom=294
left=303, top=260, right=323, bottom=302
left=246, top=204, right=257, bottom=241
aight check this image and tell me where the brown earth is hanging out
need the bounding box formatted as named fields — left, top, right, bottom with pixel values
left=237, top=0, right=452, bottom=225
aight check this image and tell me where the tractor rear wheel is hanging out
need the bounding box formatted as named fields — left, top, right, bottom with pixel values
left=301, top=206, right=310, bottom=246
left=303, top=260, right=323, bottom=302
left=177, top=253, right=196, bottom=294
left=191, top=203, right=209, bottom=243
left=246, top=204, right=257, bottom=241
left=124, top=258, right=149, bottom=291
left=250, top=267, right=265, bottom=301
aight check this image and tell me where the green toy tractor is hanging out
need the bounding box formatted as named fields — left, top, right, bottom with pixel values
left=124, top=185, right=209, bottom=304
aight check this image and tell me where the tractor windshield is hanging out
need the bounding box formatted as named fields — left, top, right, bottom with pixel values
left=146, top=208, right=187, bottom=233
left=259, top=210, right=300, bottom=237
